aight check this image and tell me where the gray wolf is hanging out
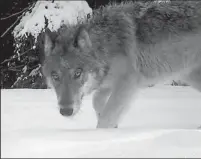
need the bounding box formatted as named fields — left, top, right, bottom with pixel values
left=42, top=1, right=201, bottom=128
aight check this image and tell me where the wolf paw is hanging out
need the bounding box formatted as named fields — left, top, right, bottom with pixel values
left=96, top=124, right=118, bottom=129
left=96, top=119, right=118, bottom=129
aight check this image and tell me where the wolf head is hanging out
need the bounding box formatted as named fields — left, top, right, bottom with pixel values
left=42, top=26, right=103, bottom=117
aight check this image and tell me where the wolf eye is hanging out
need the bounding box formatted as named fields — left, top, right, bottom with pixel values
left=51, top=71, right=60, bottom=81
left=74, top=68, right=82, bottom=79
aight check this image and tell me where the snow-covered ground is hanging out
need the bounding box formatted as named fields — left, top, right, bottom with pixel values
left=1, top=86, right=201, bottom=158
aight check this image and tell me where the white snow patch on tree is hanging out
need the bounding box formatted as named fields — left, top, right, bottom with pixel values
left=13, top=1, right=92, bottom=39
left=11, top=75, right=23, bottom=88
left=29, top=64, right=41, bottom=77
left=22, top=66, right=28, bottom=73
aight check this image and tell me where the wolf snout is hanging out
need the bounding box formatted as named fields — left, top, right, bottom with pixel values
left=59, top=107, right=74, bottom=116
left=59, top=101, right=74, bottom=116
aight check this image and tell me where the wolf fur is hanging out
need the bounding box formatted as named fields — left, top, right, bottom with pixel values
left=42, top=1, right=201, bottom=128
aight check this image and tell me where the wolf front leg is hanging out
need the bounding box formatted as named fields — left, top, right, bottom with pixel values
left=92, top=88, right=111, bottom=119
left=96, top=74, right=139, bottom=128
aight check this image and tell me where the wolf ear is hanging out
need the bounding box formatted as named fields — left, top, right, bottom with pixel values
left=75, top=27, right=92, bottom=50
left=44, top=29, right=54, bottom=56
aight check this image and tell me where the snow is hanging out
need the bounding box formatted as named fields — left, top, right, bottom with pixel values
left=1, top=86, right=201, bottom=158
left=13, top=1, right=92, bottom=39
left=29, top=64, right=41, bottom=77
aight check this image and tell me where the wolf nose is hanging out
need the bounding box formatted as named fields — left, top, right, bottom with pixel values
left=60, top=108, right=74, bottom=116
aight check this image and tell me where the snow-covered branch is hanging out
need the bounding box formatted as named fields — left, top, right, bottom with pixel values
left=13, top=1, right=92, bottom=40
left=1, top=2, right=36, bottom=38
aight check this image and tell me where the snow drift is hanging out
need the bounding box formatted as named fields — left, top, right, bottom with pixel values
left=1, top=86, right=201, bottom=158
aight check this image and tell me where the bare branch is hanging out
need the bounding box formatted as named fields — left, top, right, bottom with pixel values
left=11, top=64, right=24, bottom=69
left=8, top=68, right=22, bottom=72
left=1, top=66, right=24, bottom=72
left=1, top=7, right=29, bottom=20
left=0, top=14, right=24, bottom=38
left=1, top=48, right=33, bottom=65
